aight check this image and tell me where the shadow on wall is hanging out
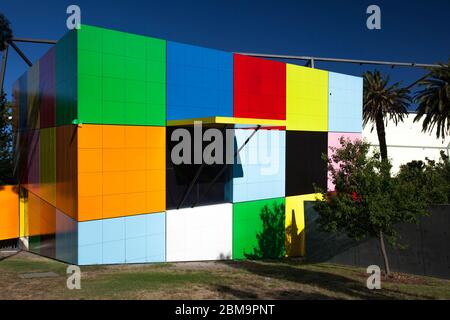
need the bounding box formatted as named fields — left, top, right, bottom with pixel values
left=245, top=202, right=285, bottom=259
left=285, top=208, right=301, bottom=257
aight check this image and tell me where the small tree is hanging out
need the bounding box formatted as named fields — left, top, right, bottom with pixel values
left=314, top=138, right=431, bottom=276
left=0, top=13, right=13, bottom=51
left=0, top=93, right=15, bottom=185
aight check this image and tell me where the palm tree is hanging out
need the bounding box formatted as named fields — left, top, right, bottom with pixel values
left=414, top=61, right=450, bottom=140
left=363, top=70, right=411, bottom=161
left=0, top=13, right=13, bottom=51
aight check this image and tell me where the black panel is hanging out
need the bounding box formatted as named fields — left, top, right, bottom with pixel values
left=286, top=131, right=328, bottom=196
left=166, top=126, right=233, bottom=209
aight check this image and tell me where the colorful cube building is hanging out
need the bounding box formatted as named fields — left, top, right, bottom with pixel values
left=10, top=25, right=362, bottom=265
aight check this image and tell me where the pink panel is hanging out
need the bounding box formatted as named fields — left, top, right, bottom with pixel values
left=327, top=132, right=362, bottom=191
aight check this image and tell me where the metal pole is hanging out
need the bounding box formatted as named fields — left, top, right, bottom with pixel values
left=8, top=41, right=32, bottom=67
left=237, top=52, right=440, bottom=68
left=0, top=45, right=9, bottom=96
left=11, top=38, right=57, bottom=45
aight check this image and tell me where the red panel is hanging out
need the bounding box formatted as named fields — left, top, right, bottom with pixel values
left=39, top=48, right=56, bottom=128
left=233, top=54, right=286, bottom=120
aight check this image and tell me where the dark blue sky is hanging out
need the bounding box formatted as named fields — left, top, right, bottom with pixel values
left=2, top=0, right=449, bottom=109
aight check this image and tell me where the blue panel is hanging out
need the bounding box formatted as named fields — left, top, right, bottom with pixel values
left=103, top=240, right=126, bottom=264
left=167, top=41, right=233, bottom=120
left=125, top=214, right=147, bottom=238
left=328, top=72, right=363, bottom=133
left=230, top=129, right=286, bottom=203
left=146, top=212, right=166, bottom=262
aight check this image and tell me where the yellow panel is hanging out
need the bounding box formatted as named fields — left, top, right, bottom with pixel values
left=285, top=193, right=323, bottom=257
left=286, top=64, right=328, bottom=131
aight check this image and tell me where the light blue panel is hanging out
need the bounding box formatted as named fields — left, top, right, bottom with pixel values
left=125, top=237, right=147, bottom=263
left=328, top=72, right=363, bottom=133
left=103, top=240, right=126, bottom=264
left=78, top=219, right=102, bottom=246
left=78, top=244, right=102, bottom=265
left=167, top=41, right=233, bottom=120
left=103, top=217, right=125, bottom=242
left=146, top=212, right=166, bottom=262
left=125, top=214, right=147, bottom=263
left=78, top=219, right=102, bottom=265
left=231, top=129, right=286, bottom=203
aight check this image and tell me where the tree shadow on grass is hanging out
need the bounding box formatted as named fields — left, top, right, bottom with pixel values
left=221, top=260, right=422, bottom=300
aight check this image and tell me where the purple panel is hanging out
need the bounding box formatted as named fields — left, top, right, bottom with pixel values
left=39, top=48, right=56, bottom=128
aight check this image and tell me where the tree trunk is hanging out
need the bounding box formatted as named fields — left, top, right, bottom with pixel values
left=375, top=112, right=388, bottom=161
left=378, top=230, right=391, bottom=276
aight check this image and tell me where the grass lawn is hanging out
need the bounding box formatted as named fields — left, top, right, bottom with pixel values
left=0, top=251, right=449, bottom=300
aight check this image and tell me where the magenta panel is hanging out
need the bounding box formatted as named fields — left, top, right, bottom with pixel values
left=327, top=132, right=362, bottom=191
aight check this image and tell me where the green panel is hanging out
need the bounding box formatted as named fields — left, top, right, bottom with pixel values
left=233, top=198, right=285, bottom=260
left=56, top=30, right=77, bottom=126
left=78, top=25, right=102, bottom=52
left=77, top=25, right=166, bottom=126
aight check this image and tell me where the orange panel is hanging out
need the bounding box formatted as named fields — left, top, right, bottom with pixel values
left=125, top=126, right=147, bottom=148
left=103, top=172, right=125, bottom=195
left=146, top=149, right=165, bottom=170
left=0, top=185, right=19, bottom=240
left=146, top=190, right=165, bottom=213
left=103, top=149, right=126, bottom=171
left=102, top=194, right=126, bottom=219
left=126, top=149, right=146, bottom=171
left=125, top=193, right=146, bottom=215
left=146, top=126, right=165, bottom=149
left=78, top=172, right=102, bottom=197
left=39, top=198, right=56, bottom=236
left=146, top=171, right=165, bottom=191
left=78, top=196, right=102, bottom=222
left=103, top=125, right=125, bottom=148
left=78, top=124, right=102, bottom=149
left=78, top=149, right=102, bottom=173
left=27, top=191, right=41, bottom=237
left=125, top=171, right=146, bottom=193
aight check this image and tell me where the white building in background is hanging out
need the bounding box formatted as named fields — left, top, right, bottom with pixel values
left=363, top=113, right=450, bottom=173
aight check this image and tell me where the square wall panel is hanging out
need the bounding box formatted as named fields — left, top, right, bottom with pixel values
left=286, top=131, right=328, bottom=196
left=286, top=65, right=328, bottom=131
left=56, top=125, right=78, bottom=220
left=56, top=209, right=78, bottom=264
left=166, top=204, right=232, bottom=262
left=40, top=127, right=56, bottom=207
left=39, top=47, right=56, bottom=128
left=167, top=41, right=233, bottom=120
left=233, top=54, right=286, bottom=120
left=232, top=197, right=285, bottom=260
left=56, top=30, right=77, bottom=126
left=27, top=62, right=40, bottom=130
left=285, top=194, right=322, bottom=257
left=77, top=125, right=166, bottom=222
left=229, top=129, right=285, bottom=203
left=327, top=132, right=362, bottom=191
left=77, top=25, right=166, bottom=126
left=328, top=72, right=363, bottom=133
left=77, top=212, right=165, bottom=265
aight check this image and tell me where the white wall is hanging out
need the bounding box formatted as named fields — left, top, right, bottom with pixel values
left=166, top=204, right=233, bottom=262
left=363, top=113, right=450, bottom=173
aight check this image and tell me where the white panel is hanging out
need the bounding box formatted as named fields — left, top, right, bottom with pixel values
left=166, top=204, right=233, bottom=262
